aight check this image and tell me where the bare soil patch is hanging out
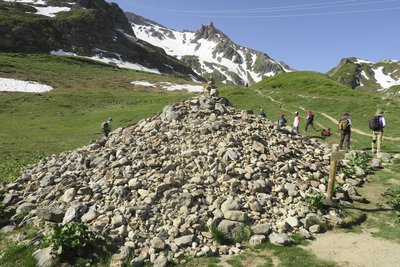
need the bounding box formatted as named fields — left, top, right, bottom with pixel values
left=304, top=231, right=400, bottom=267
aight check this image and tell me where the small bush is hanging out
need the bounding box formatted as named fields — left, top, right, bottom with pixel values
left=341, top=152, right=372, bottom=177
left=306, top=191, right=325, bottom=210
left=42, top=222, right=105, bottom=265
left=382, top=185, right=400, bottom=220
left=209, top=225, right=232, bottom=245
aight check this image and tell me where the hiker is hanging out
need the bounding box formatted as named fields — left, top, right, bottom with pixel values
left=321, top=128, right=331, bottom=137
left=277, top=113, right=287, bottom=128
left=305, top=110, right=316, bottom=132
left=258, top=108, right=266, bottom=119
left=101, top=117, right=112, bottom=137
left=293, top=111, right=300, bottom=133
left=370, top=111, right=386, bottom=153
left=338, top=112, right=352, bottom=151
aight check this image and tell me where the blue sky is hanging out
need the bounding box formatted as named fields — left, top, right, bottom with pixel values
left=111, top=0, right=399, bottom=72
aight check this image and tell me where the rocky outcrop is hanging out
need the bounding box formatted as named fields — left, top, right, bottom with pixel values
left=1, top=88, right=344, bottom=265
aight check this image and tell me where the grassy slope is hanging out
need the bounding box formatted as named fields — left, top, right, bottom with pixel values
left=220, top=71, right=400, bottom=152
left=0, top=53, right=193, bottom=181
left=1, top=57, right=400, bottom=266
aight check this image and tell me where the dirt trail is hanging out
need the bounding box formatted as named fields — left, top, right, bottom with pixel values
left=261, top=92, right=400, bottom=141
left=303, top=231, right=400, bottom=267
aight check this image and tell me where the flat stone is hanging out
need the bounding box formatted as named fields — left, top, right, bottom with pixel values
left=36, top=206, right=64, bottom=223
left=269, top=232, right=292, bottom=246
left=174, top=234, right=193, bottom=247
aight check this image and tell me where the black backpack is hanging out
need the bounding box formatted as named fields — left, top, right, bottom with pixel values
left=369, top=116, right=381, bottom=131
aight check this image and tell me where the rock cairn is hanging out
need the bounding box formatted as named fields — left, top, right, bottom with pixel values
left=1, top=88, right=344, bottom=266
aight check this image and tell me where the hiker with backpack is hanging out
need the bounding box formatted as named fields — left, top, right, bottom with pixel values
left=305, top=110, right=316, bottom=132
left=338, top=112, right=352, bottom=151
left=293, top=111, right=300, bottom=133
left=370, top=111, right=386, bottom=153
left=258, top=108, right=266, bottom=119
left=277, top=113, right=287, bottom=128
left=101, top=117, right=112, bottom=137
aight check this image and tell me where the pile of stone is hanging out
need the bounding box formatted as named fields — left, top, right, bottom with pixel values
left=1, top=89, right=345, bottom=266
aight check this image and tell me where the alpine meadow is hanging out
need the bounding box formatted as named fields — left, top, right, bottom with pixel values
left=1, top=0, right=400, bottom=267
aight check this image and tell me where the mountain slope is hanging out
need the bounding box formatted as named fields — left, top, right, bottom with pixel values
left=328, top=57, right=400, bottom=92
left=127, top=12, right=292, bottom=86
left=0, top=0, right=203, bottom=80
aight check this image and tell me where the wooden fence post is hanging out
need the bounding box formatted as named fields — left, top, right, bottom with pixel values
left=327, top=144, right=345, bottom=200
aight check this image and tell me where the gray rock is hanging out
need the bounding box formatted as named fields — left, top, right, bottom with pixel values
left=174, top=234, right=193, bottom=247
left=309, top=224, right=321, bottom=233
left=32, top=247, right=54, bottom=267
left=217, top=220, right=245, bottom=240
left=269, top=232, right=293, bottom=246
left=151, top=237, right=166, bottom=250
left=62, top=207, right=78, bottom=225
left=285, top=216, right=299, bottom=228
left=40, top=175, right=54, bottom=187
left=251, top=224, right=271, bottom=235
left=221, top=197, right=240, bottom=212
left=249, top=235, right=266, bottom=246
left=60, top=188, right=76, bottom=203
left=153, top=253, right=168, bottom=267
left=223, top=210, right=247, bottom=222
left=36, top=206, right=64, bottom=222
left=16, top=203, right=36, bottom=215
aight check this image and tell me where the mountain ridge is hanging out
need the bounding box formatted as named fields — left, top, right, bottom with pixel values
left=328, top=57, right=400, bottom=92
left=128, top=12, right=293, bottom=86
left=0, top=0, right=203, bottom=81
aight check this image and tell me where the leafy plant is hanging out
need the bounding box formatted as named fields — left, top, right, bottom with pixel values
left=42, top=222, right=104, bottom=265
left=382, top=185, right=400, bottom=220
left=341, top=152, right=372, bottom=177
left=305, top=191, right=325, bottom=210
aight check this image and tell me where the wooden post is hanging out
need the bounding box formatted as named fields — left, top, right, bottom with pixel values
left=327, top=144, right=344, bottom=200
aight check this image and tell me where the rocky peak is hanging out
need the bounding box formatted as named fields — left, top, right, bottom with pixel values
left=193, top=22, right=226, bottom=42
left=76, top=0, right=134, bottom=35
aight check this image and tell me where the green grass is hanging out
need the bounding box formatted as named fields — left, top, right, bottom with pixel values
left=0, top=244, right=36, bottom=267
left=0, top=53, right=195, bottom=182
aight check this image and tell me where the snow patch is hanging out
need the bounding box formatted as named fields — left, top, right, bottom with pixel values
left=360, top=70, right=369, bottom=80
left=89, top=55, right=160, bottom=74
left=50, top=50, right=76, bottom=56
left=131, top=81, right=204, bottom=93
left=354, top=58, right=374, bottom=64
left=34, top=6, right=71, bottom=17
left=373, top=66, right=400, bottom=90
left=0, top=77, right=53, bottom=93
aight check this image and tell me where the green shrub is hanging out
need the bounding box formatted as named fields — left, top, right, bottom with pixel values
left=42, top=223, right=104, bottom=265
left=341, top=152, right=372, bottom=177
left=306, top=191, right=325, bottom=210
left=382, top=185, right=400, bottom=220
left=209, top=225, right=232, bottom=245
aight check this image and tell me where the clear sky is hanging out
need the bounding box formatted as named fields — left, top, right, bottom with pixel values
left=110, top=0, right=400, bottom=72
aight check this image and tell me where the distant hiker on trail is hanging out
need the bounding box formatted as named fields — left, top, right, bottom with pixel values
left=338, top=112, right=352, bottom=151
left=101, top=117, right=112, bottom=138
left=305, top=110, right=316, bottom=132
left=321, top=128, right=331, bottom=137
left=277, top=113, right=287, bottom=128
left=370, top=110, right=386, bottom=153
left=293, top=111, right=300, bottom=133
left=258, top=109, right=266, bottom=119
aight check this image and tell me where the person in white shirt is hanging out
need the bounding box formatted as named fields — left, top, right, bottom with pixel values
left=293, top=111, right=300, bottom=133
